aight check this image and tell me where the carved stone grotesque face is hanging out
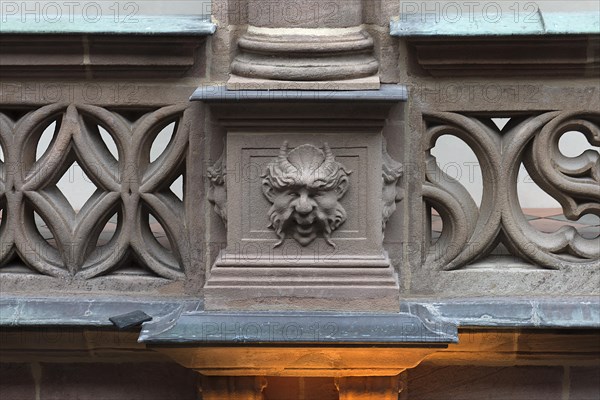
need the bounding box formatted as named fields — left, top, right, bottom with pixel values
left=382, top=142, right=404, bottom=231
left=207, top=154, right=227, bottom=222
left=262, top=142, right=351, bottom=248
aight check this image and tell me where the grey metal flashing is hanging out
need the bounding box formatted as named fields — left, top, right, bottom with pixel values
left=0, top=296, right=201, bottom=327
left=390, top=11, right=600, bottom=37
left=403, top=298, right=600, bottom=329
left=0, top=15, right=216, bottom=36
left=138, top=311, right=458, bottom=345
left=1, top=296, right=598, bottom=334
left=190, top=84, right=408, bottom=102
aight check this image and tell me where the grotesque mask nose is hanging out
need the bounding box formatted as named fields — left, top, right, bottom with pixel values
left=294, top=193, right=314, bottom=215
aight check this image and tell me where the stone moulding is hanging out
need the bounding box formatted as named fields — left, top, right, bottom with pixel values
left=0, top=34, right=210, bottom=79
left=390, top=12, right=600, bottom=77
left=228, top=26, right=380, bottom=90
left=231, top=27, right=379, bottom=81
left=404, top=36, right=600, bottom=77
left=190, top=84, right=408, bottom=102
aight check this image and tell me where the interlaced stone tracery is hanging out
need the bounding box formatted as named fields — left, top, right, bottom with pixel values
left=0, top=104, right=190, bottom=279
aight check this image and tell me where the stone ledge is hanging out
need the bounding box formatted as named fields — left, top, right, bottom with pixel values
left=190, top=84, right=408, bottom=102
left=390, top=12, right=599, bottom=37
left=390, top=12, right=600, bottom=77
left=0, top=15, right=215, bottom=36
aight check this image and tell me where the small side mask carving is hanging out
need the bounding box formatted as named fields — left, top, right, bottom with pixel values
left=207, top=152, right=227, bottom=223
left=382, top=140, right=404, bottom=232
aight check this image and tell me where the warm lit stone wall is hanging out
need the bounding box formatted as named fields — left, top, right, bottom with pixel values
left=1, top=361, right=598, bottom=399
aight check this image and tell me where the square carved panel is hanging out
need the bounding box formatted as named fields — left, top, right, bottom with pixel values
left=226, top=131, right=383, bottom=260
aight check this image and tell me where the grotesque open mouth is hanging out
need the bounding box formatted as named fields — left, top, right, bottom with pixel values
left=293, top=214, right=316, bottom=235
left=294, top=215, right=314, bottom=226
left=295, top=224, right=314, bottom=235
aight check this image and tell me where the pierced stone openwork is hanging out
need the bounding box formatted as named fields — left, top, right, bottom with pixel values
left=0, top=104, right=190, bottom=279
left=424, top=111, right=600, bottom=271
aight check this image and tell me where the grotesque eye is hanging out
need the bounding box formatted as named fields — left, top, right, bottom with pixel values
left=290, top=192, right=300, bottom=197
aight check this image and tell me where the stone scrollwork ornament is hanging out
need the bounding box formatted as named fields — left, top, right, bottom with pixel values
left=261, top=142, right=351, bottom=248
left=423, top=111, right=600, bottom=271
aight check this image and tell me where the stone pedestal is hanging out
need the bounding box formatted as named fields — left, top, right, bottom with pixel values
left=208, top=130, right=397, bottom=310
left=195, top=86, right=407, bottom=312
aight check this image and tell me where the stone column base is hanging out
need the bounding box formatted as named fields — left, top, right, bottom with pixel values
left=227, top=74, right=380, bottom=91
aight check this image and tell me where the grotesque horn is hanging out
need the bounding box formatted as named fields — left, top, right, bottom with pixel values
left=278, top=141, right=289, bottom=160
left=315, top=142, right=337, bottom=180
left=277, top=141, right=295, bottom=172
left=323, top=142, right=335, bottom=163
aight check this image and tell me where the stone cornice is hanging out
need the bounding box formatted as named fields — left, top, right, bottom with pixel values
left=0, top=34, right=208, bottom=79
left=390, top=11, right=600, bottom=77
left=400, top=35, right=600, bottom=77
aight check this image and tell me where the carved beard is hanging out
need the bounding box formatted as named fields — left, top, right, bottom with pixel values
left=267, top=201, right=347, bottom=248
